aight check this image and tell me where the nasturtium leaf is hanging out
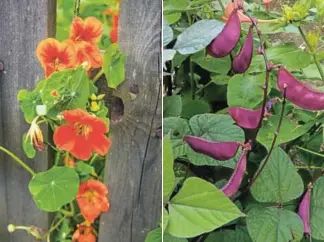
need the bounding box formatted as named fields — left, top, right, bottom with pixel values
left=163, top=18, right=174, bottom=46
left=181, top=100, right=210, bottom=119
left=163, top=117, right=191, bottom=158
left=76, top=161, right=95, bottom=176
left=257, top=115, right=314, bottom=151
left=173, top=20, right=225, bottom=55
left=167, top=177, right=244, bottom=238
left=164, top=96, right=182, bottom=117
left=251, top=147, right=304, bottom=203
left=103, top=43, right=126, bottom=89
left=249, top=43, right=312, bottom=72
left=145, top=228, right=162, bottom=242
left=191, top=51, right=231, bottom=75
left=41, top=68, right=90, bottom=118
left=29, top=166, right=80, bottom=212
left=164, top=12, right=181, bottom=25
left=164, top=233, right=187, bottom=242
left=163, top=136, right=176, bottom=204
left=227, top=73, right=267, bottom=109
left=22, top=133, right=36, bottom=159
left=247, top=207, right=303, bottom=242
left=310, top=177, right=324, bottom=240
left=18, top=79, right=46, bottom=123
left=187, top=114, right=244, bottom=168
left=205, top=227, right=252, bottom=242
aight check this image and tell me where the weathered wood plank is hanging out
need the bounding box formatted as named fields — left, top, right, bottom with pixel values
left=98, top=0, right=162, bottom=241
left=0, top=1, right=56, bottom=241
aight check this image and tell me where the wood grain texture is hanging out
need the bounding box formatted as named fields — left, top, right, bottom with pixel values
left=0, top=1, right=56, bottom=241
left=98, top=0, right=162, bottom=241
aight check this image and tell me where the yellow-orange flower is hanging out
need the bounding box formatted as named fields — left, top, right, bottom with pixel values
left=72, top=225, right=96, bottom=242
left=36, top=38, right=76, bottom=78
left=76, top=179, right=110, bottom=223
left=69, top=17, right=104, bottom=69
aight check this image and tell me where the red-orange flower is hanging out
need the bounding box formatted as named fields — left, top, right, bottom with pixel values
left=36, top=38, right=76, bottom=78
left=53, top=109, right=111, bottom=160
left=69, top=17, right=104, bottom=69
left=110, top=14, right=119, bottom=43
left=76, top=179, right=110, bottom=223
left=72, top=225, right=96, bottom=242
left=263, top=0, right=272, bottom=9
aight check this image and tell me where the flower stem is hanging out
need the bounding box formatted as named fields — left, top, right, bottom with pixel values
left=0, top=146, right=36, bottom=176
left=74, top=0, right=81, bottom=17
left=42, top=215, right=67, bottom=239
left=89, top=154, right=99, bottom=165
left=249, top=87, right=287, bottom=187
left=295, top=165, right=322, bottom=170
left=93, top=69, right=104, bottom=83
left=298, top=26, right=324, bottom=81
left=190, top=60, right=196, bottom=100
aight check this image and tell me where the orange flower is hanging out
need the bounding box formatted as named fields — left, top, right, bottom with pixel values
left=72, top=225, right=96, bottom=242
left=36, top=38, right=76, bottom=78
left=53, top=109, right=111, bottom=160
left=26, top=116, right=44, bottom=151
left=110, top=14, right=119, bottom=43
left=76, top=179, right=110, bottom=223
left=69, top=17, right=104, bottom=69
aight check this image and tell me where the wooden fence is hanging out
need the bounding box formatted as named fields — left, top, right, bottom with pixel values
left=0, top=0, right=161, bottom=241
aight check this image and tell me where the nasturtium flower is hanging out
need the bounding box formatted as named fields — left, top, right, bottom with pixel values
left=72, top=225, right=96, bottom=242
left=36, top=38, right=76, bottom=78
left=69, top=17, right=104, bottom=69
left=26, top=116, right=44, bottom=151
left=110, top=14, right=119, bottom=43
left=76, top=179, right=110, bottom=223
left=53, top=109, right=111, bottom=160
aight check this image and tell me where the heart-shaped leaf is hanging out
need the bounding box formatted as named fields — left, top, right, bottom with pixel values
left=167, top=177, right=244, bottom=238
left=251, top=147, right=304, bottom=203
left=247, top=207, right=303, bottom=242
left=310, top=177, right=324, bottom=240
left=163, top=136, right=176, bottom=204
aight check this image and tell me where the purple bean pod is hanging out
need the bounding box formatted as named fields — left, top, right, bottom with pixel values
left=298, top=186, right=311, bottom=235
left=183, top=136, right=239, bottom=161
left=228, top=107, right=262, bottom=129
left=221, top=149, right=248, bottom=197
left=232, top=26, right=254, bottom=73
left=207, top=9, right=241, bottom=58
left=277, top=67, right=324, bottom=111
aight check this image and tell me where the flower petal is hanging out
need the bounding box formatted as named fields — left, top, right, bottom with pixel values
left=70, top=136, right=92, bottom=160
left=88, top=133, right=111, bottom=156
left=53, top=125, right=76, bottom=152
left=63, top=109, right=88, bottom=125
left=70, top=17, right=103, bottom=43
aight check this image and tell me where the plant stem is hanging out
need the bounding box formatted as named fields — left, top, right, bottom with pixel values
left=0, top=146, right=36, bottom=176
left=89, top=154, right=99, bottom=165
left=195, top=80, right=214, bottom=95
left=249, top=88, right=287, bottom=187
left=298, top=26, right=324, bottom=81
left=190, top=60, right=196, bottom=100
left=54, top=152, right=62, bottom=166
left=93, top=69, right=104, bottom=83
left=42, top=215, right=67, bottom=239
left=295, top=165, right=323, bottom=170
left=244, top=13, right=271, bottom=131
left=74, top=0, right=81, bottom=16
left=296, top=146, right=324, bottom=159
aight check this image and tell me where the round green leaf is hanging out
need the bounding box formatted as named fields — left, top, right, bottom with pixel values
left=163, top=18, right=174, bottom=46
left=162, top=208, right=169, bottom=233
left=205, top=227, right=252, bottom=242
left=173, top=20, right=225, bottom=55
left=311, top=177, right=324, bottom=240
left=251, top=147, right=304, bottom=203
left=227, top=73, right=266, bottom=109
left=29, top=166, right=80, bottom=212
left=167, top=177, right=244, bottom=238
left=247, top=207, right=303, bottom=242
left=187, top=114, right=244, bottom=168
